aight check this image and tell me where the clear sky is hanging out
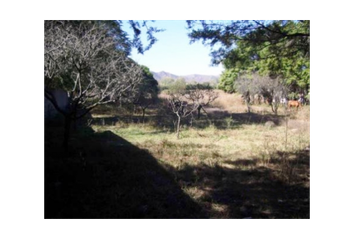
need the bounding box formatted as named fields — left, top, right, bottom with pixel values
left=122, top=20, right=224, bottom=76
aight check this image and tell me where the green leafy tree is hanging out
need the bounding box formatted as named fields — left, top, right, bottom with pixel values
left=159, top=77, right=175, bottom=91
left=187, top=20, right=309, bottom=65
left=131, top=66, right=159, bottom=122
left=217, top=68, right=241, bottom=93
left=168, top=78, right=187, bottom=94
left=186, top=83, right=213, bottom=91
left=128, top=20, right=165, bottom=54
left=187, top=20, right=310, bottom=95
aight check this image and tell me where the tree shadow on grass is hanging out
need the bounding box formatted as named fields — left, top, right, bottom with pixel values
left=45, top=124, right=206, bottom=218
left=165, top=150, right=309, bottom=219
left=90, top=99, right=291, bottom=135
left=182, top=112, right=285, bottom=130
left=90, top=100, right=287, bottom=132
left=90, top=111, right=286, bottom=133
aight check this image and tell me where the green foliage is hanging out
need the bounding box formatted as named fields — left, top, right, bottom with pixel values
left=140, top=66, right=159, bottom=94
left=128, top=20, right=165, bottom=54
left=118, top=65, right=160, bottom=114
left=158, top=77, right=175, bottom=91
left=288, top=90, right=309, bottom=101
left=134, top=66, right=159, bottom=106
left=305, top=91, right=310, bottom=103
left=167, top=78, right=187, bottom=94
left=187, top=20, right=310, bottom=95
left=99, top=20, right=132, bottom=55
left=217, top=68, right=241, bottom=93
left=186, top=83, right=213, bottom=90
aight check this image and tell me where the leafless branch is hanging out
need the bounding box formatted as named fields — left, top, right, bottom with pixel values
left=45, top=21, right=144, bottom=120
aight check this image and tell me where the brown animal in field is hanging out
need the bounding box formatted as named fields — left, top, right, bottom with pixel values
left=288, top=100, right=301, bottom=109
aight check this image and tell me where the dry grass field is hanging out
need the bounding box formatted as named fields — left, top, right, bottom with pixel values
left=45, top=91, right=310, bottom=218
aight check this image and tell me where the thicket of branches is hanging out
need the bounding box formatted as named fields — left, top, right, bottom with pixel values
left=236, top=73, right=288, bottom=114
left=185, top=86, right=218, bottom=119
left=45, top=20, right=158, bottom=148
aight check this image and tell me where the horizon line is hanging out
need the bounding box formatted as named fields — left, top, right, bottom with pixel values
left=151, top=70, right=220, bottom=77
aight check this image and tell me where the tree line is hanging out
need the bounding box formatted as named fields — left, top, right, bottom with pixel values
left=45, top=20, right=309, bottom=147
left=187, top=20, right=310, bottom=104
left=44, top=20, right=219, bottom=146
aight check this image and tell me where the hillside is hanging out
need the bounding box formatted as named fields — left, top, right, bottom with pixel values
left=152, top=71, right=219, bottom=84
left=152, top=71, right=179, bottom=80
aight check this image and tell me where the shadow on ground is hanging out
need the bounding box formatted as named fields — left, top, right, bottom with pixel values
left=89, top=107, right=286, bottom=131
left=45, top=124, right=205, bottom=218
left=166, top=150, right=309, bottom=218
left=45, top=120, right=309, bottom=219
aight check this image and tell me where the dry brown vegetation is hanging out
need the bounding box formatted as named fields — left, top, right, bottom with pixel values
left=46, top=91, right=310, bottom=219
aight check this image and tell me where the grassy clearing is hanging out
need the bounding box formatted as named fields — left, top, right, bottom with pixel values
left=46, top=92, right=309, bottom=218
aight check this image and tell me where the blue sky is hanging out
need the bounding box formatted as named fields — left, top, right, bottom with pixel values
left=122, top=20, right=224, bottom=76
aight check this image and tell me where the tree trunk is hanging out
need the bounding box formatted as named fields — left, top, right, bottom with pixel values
left=201, top=107, right=209, bottom=120
left=285, top=115, right=288, bottom=150
left=246, top=101, right=251, bottom=113
left=197, top=105, right=202, bottom=119
left=271, top=103, right=279, bottom=115
left=245, top=92, right=251, bottom=113
left=176, top=115, right=181, bottom=139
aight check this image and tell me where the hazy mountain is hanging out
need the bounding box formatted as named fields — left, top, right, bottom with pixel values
left=152, top=71, right=179, bottom=81
left=183, top=74, right=219, bottom=83
left=152, top=71, right=219, bottom=84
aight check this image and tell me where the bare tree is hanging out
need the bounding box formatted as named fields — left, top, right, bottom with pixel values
left=131, top=89, right=158, bottom=123
left=185, top=86, right=218, bottom=119
left=236, top=76, right=255, bottom=113
left=45, top=21, right=144, bottom=148
left=254, top=75, right=288, bottom=115
left=167, top=92, right=199, bottom=139
left=236, top=73, right=288, bottom=115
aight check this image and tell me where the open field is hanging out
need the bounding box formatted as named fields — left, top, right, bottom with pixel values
left=45, top=92, right=310, bottom=218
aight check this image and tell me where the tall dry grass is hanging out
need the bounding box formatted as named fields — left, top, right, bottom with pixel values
left=211, top=90, right=245, bottom=113
left=48, top=88, right=310, bottom=218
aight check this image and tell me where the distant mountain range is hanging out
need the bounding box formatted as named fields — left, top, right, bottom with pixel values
left=152, top=71, right=219, bottom=84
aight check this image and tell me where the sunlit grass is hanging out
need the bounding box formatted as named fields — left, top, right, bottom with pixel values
left=47, top=91, right=310, bottom=218
left=91, top=114, right=310, bottom=172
